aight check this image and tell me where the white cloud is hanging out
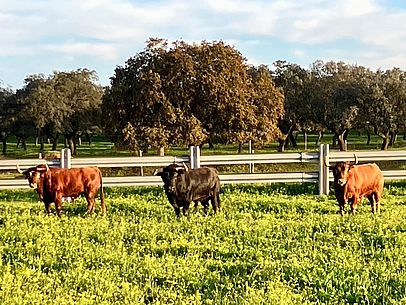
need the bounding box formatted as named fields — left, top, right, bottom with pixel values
left=2, top=0, right=406, bottom=88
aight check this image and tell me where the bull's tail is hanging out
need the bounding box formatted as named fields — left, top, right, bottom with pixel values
left=99, top=168, right=107, bottom=215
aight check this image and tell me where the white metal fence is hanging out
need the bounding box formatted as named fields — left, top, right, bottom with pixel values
left=1, top=145, right=406, bottom=194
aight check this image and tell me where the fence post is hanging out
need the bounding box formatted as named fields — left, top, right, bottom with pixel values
left=60, top=148, right=72, bottom=202
left=195, top=146, right=200, bottom=169
left=189, top=146, right=201, bottom=169
left=323, top=144, right=330, bottom=195
left=60, top=148, right=71, bottom=169
left=189, top=146, right=195, bottom=169
left=318, top=144, right=324, bottom=195
left=249, top=140, right=254, bottom=173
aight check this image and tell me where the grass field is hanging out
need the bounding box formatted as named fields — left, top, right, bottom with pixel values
left=2, top=131, right=406, bottom=159
left=1, top=183, right=406, bottom=304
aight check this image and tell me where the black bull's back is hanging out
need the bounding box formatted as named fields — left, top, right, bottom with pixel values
left=176, top=167, right=220, bottom=201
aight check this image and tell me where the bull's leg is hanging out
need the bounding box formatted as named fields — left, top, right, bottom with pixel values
left=193, top=201, right=199, bottom=212
left=367, top=195, right=376, bottom=214
left=174, top=207, right=181, bottom=217
left=84, top=193, right=95, bottom=214
left=211, top=193, right=221, bottom=214
left=338, top=203, right=345, bottom=216
left=374, top=192, right=382, bottom=214
left=349, top=197, right=358, bottom=215
left=44, top=201, right=52, bottom=216
left=182, top=202, right=191, bottom=216
left=201, top=199, right=210, bottom=215
left=54, top=194, right=63, bottom=217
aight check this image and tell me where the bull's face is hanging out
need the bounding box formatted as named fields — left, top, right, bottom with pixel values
left=17, top=164, right=48, bottom=189
left=154, top=164, right=187, bottom=193
left=330, top=162, right=353, bottom=186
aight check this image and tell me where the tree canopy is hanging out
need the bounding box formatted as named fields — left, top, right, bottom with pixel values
left=103, top=39, right=285, bottom=155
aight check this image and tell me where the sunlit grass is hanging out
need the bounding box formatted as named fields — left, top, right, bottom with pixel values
left=1, top=184, right=406, bottom=304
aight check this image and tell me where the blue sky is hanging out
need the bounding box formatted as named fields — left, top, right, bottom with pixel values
left=1, top=0, right=406, bottom=89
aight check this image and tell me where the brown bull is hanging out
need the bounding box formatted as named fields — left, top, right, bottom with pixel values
left=327, top=155, right=384, bottom=215
left=17, top=164, right=106, bottom=217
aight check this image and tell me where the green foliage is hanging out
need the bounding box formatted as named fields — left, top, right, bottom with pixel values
left=1, top=184, right=406, bottom=304
left=103, top=39, right=284, bottom=154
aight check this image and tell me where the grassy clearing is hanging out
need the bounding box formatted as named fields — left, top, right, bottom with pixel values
left=1, top=184, right=406, bottom=304
left=2, top=131, right=406, bottom=160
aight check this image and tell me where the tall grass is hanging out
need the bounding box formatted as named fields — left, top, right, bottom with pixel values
left=1, top=184, right=406, bottom=304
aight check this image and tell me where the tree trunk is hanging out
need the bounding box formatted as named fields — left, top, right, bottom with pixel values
left=278, top=138, right=286, bottom=152
left=1, top=138, right=6, bottom=155
left=315, top=131, right=323, bottom=145
left=337, top=131, right=348, bottom=151
left=208, top=137, right=214, bottom=149
left=381, top=136, right=390, bottom=150
left=389, top=131, right=397, bottom=147
left=303, top=131, right=307, bottom=150
left=65, top=134, right=76, bottom=156
left=38, top=130, right=45, bottom=154
left=289, top=133, right=297, bottom=148
left=86, top=134, right=92, bottom=146
left=278, top=125, right=295, bottom=152
left=238, top=143, right=243, bottom=153
left=366, top=129, right=371, bottom=145
left=51, top=133, right=59, bottom=151
left=157, top=146, right=165, bottom=156
left=68, top=138, right=75, bottom=155
left=21, top=138, right=27, bottom=150
left=332, top=135, right=337, bottom=147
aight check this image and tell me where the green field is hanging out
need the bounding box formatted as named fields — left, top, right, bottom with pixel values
left=1, top=184, right=406, bottom=304
left=2, top=131, right=406, bottom=159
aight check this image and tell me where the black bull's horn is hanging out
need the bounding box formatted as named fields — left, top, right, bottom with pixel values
left=182, top=162, right=189, bottom=172
left=16, top=164, right=24, bottom=174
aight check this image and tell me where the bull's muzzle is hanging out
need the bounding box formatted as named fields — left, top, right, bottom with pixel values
left=338, top=179, right=347, bottom=186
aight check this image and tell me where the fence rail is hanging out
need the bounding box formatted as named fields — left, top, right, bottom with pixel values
left=0, top=145, right=406, bottom=192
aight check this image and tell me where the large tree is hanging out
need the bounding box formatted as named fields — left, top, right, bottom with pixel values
left=362, top=68, right=406, bottom=150
left=249, top=65, right=285, bottom=147
left=272, top=61, right=314, bottom=151
left=0, top=84, right=17, bottom=154
left=103, top=39, right=283, bottom=154
left=310, top=61, right=363, bottom=151
left=22, top=70, right=103, bottom=155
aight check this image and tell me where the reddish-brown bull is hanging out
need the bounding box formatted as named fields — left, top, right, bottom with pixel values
left=16, top=164, right=106, bottom=217
left=327, top=156, right=384, bottom=215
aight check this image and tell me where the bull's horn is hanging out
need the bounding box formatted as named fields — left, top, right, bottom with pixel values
left=16, top=164, right=24, bottom=174
left=152, top=168, right=160, bottom=176
left=354, top=154, right=358, bottom=165
left=323, top=157, right=329, bottom=168
left=45, top=162, right=50, bottom=171
left=182, top=162, right=189, bottom=172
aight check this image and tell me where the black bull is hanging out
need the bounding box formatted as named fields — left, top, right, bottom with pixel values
left=17, top=164, right=106, bottom=217
left=154, top=164, right=221, bottom=217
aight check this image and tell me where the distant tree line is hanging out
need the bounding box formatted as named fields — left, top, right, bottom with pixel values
left=1, top=38, right=405, bottom=156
